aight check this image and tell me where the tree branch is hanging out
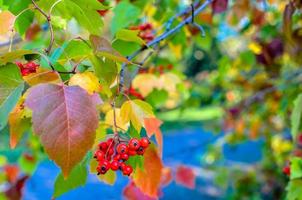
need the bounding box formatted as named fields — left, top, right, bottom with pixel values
left=31, top=0, right=54, bottom=55
left=119, top=0, right=213, bottom=92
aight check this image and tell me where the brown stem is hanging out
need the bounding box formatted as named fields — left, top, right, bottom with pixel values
left=31, top=0, right=54, bottom=55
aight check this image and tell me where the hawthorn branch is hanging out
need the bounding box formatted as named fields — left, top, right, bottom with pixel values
left=119, top=0, right=213, bottom=92
left=31, top=0, right=54, bottom=55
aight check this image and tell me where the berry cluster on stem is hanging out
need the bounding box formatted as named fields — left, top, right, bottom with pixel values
left=94, top=136, right=150, bottom=176
left=16, top=61, right=39, bottom=76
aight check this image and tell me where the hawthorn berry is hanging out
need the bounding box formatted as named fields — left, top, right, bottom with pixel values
left=120, top=153, right=129, bottom=161
left=119, top=162, right=126, bottom=171
left=136, top=146, right=146, bottom=155
left=97, top=160, right=110, bottom=175
left=94, top=150, right=105, bottom=161
left=116, top=143, right=128, bottom=154
left=128, top=149, right=137, bottom=156
left=93, top=136, right=150, bottom=177
left=110, top=161, right=120, bottom=171
left=140, top=137, right=150, bottom=148
left=122, top=165, right=133, bottom=176
left=98, top=142, right=108, bottom=151
left=128, top=138, right=140, bottom=150
left=283, top=166, right=291, bottom=176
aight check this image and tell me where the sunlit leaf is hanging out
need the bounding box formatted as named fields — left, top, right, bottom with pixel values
left=25, top=84, right=99, bottom=177
left=0, top=10, right=15, bottom=35
left=133, top=146, right=163, bottom=198
left=90, top=158, right=117, bottom=185
left=69, top=72, right=102, bottom=95
left=90, top=35, right=129, bottom=63
left=144, top=118, right=163, bottom=157
left=23, top=68, right=61, bottom=86
left=8, top=96, right=31, bottom=149
left=0, top=50, right=36, bottom=65
left=116, top=29, right=146, bottom=45
left=0, top=63, right=24, bottom=130
left=120, top=100, right=154, bottom=132
left=105, top=108, right=129, bottom=132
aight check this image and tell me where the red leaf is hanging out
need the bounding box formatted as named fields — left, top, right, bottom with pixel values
left=175, top=165, right=196, bottom=189
left=5, top=175, right=29, bottom=200
left=133, top=146, right=163, bottom=198
left=25, top=84, right=99, bottom=177
left=4, top=165, right=19, bottom=183
left=161, top=167, right=173, bottom=187
left=144, top=118, right=163, bottom=157
left=212, top=0, right=228, bottom=14
left=123, top=182, right=157, bottom=200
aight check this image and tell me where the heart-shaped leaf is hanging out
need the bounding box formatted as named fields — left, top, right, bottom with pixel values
left=25, top=83, right=99, bottom=177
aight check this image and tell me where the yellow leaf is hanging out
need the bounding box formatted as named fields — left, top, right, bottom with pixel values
left=93, top=122, right=108, bottom=148
left=105, top=108, right=129, bottom=132
left=69, top=72, right=102, bottom=95
left=132, top=73, right=158, bottom=97
left=23, top=68, right=61, bottom=86
left=248, top=42, right=262, bottom=54
left=0, top=11, right=15, bottom=35
left=157, top=72, right=181, bottom=93
left=8, top=96, right=31, bottom=149
left=168, top=43, right=182, bottom=59
left=120, top=100, right=154, bottom=132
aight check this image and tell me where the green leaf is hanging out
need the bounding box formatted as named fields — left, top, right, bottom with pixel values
left=53, top=153, right=90, bottom=198
left=0, top=63, right=24, bottom=130
left=18, top=154, right=38, bottom=175
left=126, top=155, right=144, bottom=171
left=286, top=179, right=302, bottom=200
left=57, top=40, right=92, bottom=65
left=112, top=39, right=141, bottom=56
left=90, top=55, right=117, bottom=86
left=111, top=1, right=141, bottom=35
left=290, top=157, right=302, bottom=180
left=38, top=0, right=105, bottom=35
left=146, top=89, right=169, bottom=108
left=115, top=29, right=146, bottom=45
left=291, top=94, right=302, bottom=141
left=90, top=35, right=129, bottom=63
left=0, top=50, right=36, bottom=65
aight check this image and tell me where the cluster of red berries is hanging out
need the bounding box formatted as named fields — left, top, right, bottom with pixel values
left=16, top=61, right=39, bottom=76
left=130, top=23, right=154, bottom=43
left=94, top=137, right=150, bottom=176
left=124, top=86, right=144, bottom=100
left=283, top=165, right=291, bottom=176
left=138, top=64, right=174, bottom=75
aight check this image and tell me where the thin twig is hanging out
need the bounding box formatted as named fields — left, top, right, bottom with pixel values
left=31, top=0, right=54, bottom=55
left=119, top=0, right=213, bottom=92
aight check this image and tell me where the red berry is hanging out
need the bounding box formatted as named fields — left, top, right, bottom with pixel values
left=116, top=143, right=128, bottom=154
left=110, top=161, right=120, bottom=171
left=97, top=160, right=110, bottom=175
left=136, top=146, right=145, bottom=155
left=128, top=138, right=140, bottom=150
left=283, top=166, right=291, bottom=176
left=140, top=137, right=150, bottom=148
left=298, top=134, right=302, bottom=145
left=98, top=142, right=108, bottom=151
left=113, top=154, right=121, bottom=161
left=15, top=62, right=23, bottom=68
left=107, top=138, right=115, bottom=147
left=94, top=150, right=105, bottom=161
left=120, top=153, right=129, bottom=161
left=123, top=165, right=133, bottom=176
left=119, top=162, right=126, bottom=171
left=128, top=150, right=137, bottom=156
